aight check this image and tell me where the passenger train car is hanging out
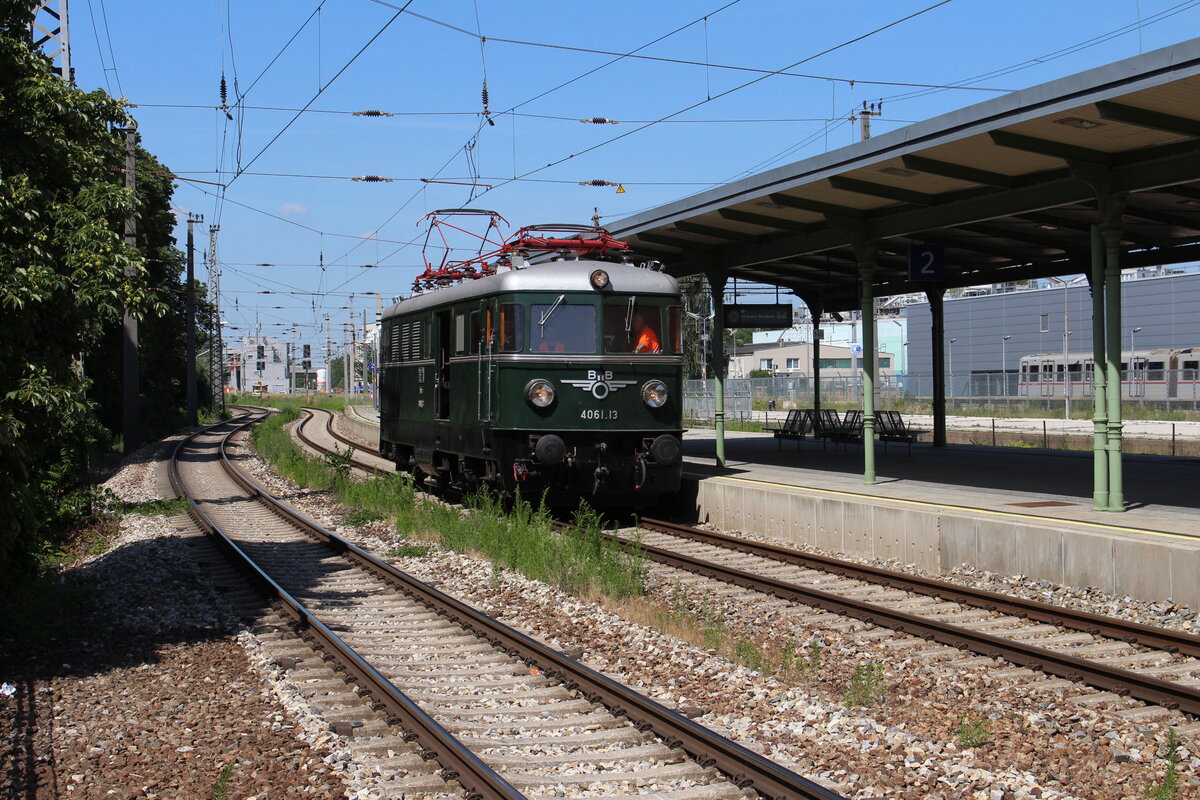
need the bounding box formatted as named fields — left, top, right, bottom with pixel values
left=378, top=227, right=684, bottom=503
left=1018, top=347, right=1200, bottom=400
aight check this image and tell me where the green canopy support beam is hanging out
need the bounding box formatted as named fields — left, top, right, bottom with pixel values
left=1088, top=225, right=1109, bottom=511
left=856, top=246, right=879, bottom=485
left=1073, top=161, right=1128, bottom=512
left=1102, top=219, right=1126, bottom=510
left=797, top=292, right=824, bottom=416
left=826, top=215, right=880, bottom=483
left=926, top=287, right=948, bottom=447
left=706, top=270, right=729, bottom=469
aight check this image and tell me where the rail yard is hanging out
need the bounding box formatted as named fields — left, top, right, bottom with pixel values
left=10, top=8, right=1200, bottom=800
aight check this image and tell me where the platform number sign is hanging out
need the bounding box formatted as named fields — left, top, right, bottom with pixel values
left=908, top=243, right=945, bottom=281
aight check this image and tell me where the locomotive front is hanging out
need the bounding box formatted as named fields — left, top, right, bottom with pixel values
left=493, top=260, right=684, bottom=500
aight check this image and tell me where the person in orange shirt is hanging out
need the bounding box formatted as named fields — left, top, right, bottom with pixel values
left=632, top=311, right=661, bottom=353
left=538, top=322, right=565, bottom=352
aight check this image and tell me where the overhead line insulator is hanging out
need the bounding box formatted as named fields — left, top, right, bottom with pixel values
left=354, top=110, right=394, bottom=117
left=353, top=175, right=393, bottom=183
left=580, top=117, right=619, bottom=124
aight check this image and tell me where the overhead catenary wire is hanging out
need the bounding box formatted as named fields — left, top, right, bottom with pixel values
left=339, top=0, right=750, bottom=271
left=472, top=0, right=958, bottom=202
left=225, top=2, right=411, bottom=190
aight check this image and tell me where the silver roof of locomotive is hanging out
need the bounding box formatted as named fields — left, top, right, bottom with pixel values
left=382, top=259, right=680, bottom=318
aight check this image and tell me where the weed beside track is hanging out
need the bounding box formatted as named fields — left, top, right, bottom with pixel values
left=249, top=405, right=647, bottom=600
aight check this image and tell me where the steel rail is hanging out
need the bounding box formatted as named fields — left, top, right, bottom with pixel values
left=170, top=414, right=527, bottom=800
left=221, top=413, right=846, bottom=800
left=640, top=517, right=1200, bottom=659
left=602, top=527, right=1200, bottom=716
left=295, top=407, right=387, bottom=474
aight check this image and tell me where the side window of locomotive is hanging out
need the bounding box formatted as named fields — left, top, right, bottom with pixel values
left=455, top=314, right=466, bottom=354
left=531, top=303, right=596, bottom=353
left=604, top=303, right=662, bottom=354
left=469, top=311, right=482, bottom=355
left=668, top=306, right=682, bottom=354
left=499, top=303, right=524, bottom=352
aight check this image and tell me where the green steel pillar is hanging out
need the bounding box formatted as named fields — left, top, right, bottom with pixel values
left=1102, top=224, right=1125, bottom=511
left=858, top=254, right=878, bottom=485
left=798, top=293, right=823, bottom=415
left=927, top=288, right=947, bottom=447
left=859, top=263, right=878, bottom=489
left=1089, top=225, right=1108, bottom=511
left=708, top=272, right=728, bottom=468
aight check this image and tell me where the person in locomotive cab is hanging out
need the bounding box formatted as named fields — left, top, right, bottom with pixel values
left=632, top=310, right=661, bottom=354
left=537, top=321, right=566, bottom=353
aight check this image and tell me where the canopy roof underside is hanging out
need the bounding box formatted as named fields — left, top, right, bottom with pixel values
left=610, top=40, right=1200, bottom=311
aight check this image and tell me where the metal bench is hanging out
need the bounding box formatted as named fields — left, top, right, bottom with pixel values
left=764, top=409, right=799, bottom=437
left=877, top=410, right=923, bottom=453
left=766, top=409, right=813, bottom=447
left=830, top=409, right=864, bottom=445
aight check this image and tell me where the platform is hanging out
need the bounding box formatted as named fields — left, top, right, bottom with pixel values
left=679, top=430, right=1200, bottom=609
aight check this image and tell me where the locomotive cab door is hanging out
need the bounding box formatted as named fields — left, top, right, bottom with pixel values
left=436, top=310, right=451, bottom=419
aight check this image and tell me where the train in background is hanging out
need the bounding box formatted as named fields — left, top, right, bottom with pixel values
left=1018, top=347, right=1200, bottom=400
left=377, top=215, right=684, bottom=504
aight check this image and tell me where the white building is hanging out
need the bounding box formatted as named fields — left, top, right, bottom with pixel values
left=227, top=335, right=290, bottom=393
left=728, top=340, right=897, bottom=381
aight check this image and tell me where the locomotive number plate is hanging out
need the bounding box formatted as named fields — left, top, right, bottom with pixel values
left=580, top=409, right=618, bottom=420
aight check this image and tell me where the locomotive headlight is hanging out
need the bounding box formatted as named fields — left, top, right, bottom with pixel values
left=641, top=380, right=668, bottom=408
left=589, top=269, right=610, bottom=290
left=526, top=379, right=556, bottom=408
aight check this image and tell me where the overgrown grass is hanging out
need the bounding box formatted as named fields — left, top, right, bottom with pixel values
left=248, top=409, right=647, bottom=600
left=346, top=508, right=384, bottom=526
left=1145, top=728, right=1181, bottom=800
left=211, top=762, right=235, bottom=800
left=958, top=715, right=991, bottom=748
left=843, top=661, right=886, bottom=707
left=656, top=581, right=828, bottom=680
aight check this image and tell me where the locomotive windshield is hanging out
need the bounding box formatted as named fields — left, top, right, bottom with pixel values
left=530, top=302, right=596, bottom=353
left=604, top=301, right=681, bottom=354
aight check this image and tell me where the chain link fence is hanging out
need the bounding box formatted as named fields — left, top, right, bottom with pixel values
left=684, top=371, right=1200, bottom=419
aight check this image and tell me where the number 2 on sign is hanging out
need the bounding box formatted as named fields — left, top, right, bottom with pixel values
left=919, top=250, right=937, bottom=275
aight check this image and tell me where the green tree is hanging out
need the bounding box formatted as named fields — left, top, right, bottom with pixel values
left=87, top=146, right=205, bottom=441
left=681, top=276, right=708, bottom=380
left=0, top=6, right=162, bottom=576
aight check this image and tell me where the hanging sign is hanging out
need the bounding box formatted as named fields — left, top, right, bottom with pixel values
left=908, top=243, right=945, bottom=281
left=722, top=304, right=792, bottom=328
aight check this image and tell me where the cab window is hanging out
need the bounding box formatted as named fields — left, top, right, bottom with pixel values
left=530, top=302, right=595, bottom=353
left=604, top=301, right=663, bottom=354
left=668, top=306, right=682, bottom=354
left=499, top=304, right=524, bottom=352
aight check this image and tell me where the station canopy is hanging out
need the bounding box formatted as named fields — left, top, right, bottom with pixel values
left=610, top=39, right=1200, bottom=311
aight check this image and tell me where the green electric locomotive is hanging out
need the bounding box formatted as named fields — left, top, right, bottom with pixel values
left=378, top=228, right=683, bottom=503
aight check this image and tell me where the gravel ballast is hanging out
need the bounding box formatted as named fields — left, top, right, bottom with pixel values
left=0, top=435, right=349, bottom=800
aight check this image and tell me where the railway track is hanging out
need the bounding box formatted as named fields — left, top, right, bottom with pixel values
left=293, top=407, right=1200, bottom=724
left=172, top=411, right=845, bottom=800
left=619, top=521, right=1200, bottom=720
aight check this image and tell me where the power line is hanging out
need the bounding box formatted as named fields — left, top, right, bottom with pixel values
left=474, top=0, right=958, bottom=202
left=226, top=2, right=411, bottom=189
left=132, top=102, right=920, bottom=125
left=341, top=0, right=748, bottom=270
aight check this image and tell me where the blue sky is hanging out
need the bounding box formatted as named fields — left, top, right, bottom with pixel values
left=58, top=0, right=1200, bottom=354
